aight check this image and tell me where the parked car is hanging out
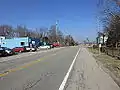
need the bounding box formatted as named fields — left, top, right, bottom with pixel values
left=52, top=43, right=61, bottom=47
left=0, top=47, right=15, bottom=56
left=24, top=46, right=37, bottom=52
left=12, top=47, right=25, bottom=52
left=39, top=45, right=51, bottom=49
left=47, top=43, right=54, bottom=48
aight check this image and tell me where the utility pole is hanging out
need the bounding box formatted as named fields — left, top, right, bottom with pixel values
left=56, top=20, right=59, bottom=42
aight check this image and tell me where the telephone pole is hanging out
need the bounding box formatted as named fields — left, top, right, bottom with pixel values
left=56, top=20, right=59, bottom=42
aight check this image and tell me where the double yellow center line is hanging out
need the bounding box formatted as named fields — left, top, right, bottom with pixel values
left=0, top=56, right=48, bottom=77
left=0, top=47, right=64, bottom=78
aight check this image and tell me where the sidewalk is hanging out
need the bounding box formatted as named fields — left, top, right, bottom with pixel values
left=65, top=47, right=120, bottom=90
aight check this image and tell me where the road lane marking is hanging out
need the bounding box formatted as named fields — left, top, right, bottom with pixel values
left=0, top=50, right=60, bottom=78
left=0, top=57, right=46, bottom=77
left=59, top=46, right=81, bottom=90
left=0, top=72, right=9, bottom=77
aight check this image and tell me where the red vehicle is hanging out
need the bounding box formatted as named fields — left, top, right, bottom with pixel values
left=52, top=42, right=61, bottom=47
left=12, top=47, right=25, bottom=52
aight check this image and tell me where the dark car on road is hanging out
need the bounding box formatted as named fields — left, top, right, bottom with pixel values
left=0, top=47, right=15, bottom=56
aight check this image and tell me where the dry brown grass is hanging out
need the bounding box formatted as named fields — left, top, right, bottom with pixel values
left=88, top=47, right=120, bottom=86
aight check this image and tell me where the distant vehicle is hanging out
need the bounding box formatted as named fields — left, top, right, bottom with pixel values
left=12, top=47, right=25, bottom=52
left=24, top=46, right=37, bottom=52
left=39, top=45, right=51, bottom=49
left=48, top=44, right=54, bottom=48
left=52, top=43, right=61, bottom=47
left=0, top=47, right=15, bottom=56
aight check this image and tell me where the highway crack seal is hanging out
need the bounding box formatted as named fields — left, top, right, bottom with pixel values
left=64, top=66, right=90, bottom=90
left=77, top=70, right=86, bottom=90
left=23, top=72, right=56, bottom=90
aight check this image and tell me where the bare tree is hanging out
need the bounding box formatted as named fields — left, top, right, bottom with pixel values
left=0, top=24, right=77, bottom=46
left=97, top=0, right=120, bottom=47
left=0, top=25, right=15, bottom=38
left=15, top=25, right=29, bottom=37
left=65, top=35, right=75, bottom=46
left=48, top=25, right=57, bottom=43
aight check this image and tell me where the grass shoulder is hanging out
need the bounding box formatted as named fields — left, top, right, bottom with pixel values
left=88, top=47, right=120, bottom=86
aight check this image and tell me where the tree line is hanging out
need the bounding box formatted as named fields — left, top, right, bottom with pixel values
left=0, top=24, right=78, bottom=46
left=97, top=0, right=120, bottom=48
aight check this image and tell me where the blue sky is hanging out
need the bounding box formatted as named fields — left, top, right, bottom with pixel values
left=0, top=0, right=98, bottom=41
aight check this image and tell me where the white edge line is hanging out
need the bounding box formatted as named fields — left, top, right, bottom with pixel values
left=58, top=47, right=81, bottom=90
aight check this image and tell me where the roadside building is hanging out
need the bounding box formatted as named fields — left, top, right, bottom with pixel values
left=0, top=37, right=40, bottom=49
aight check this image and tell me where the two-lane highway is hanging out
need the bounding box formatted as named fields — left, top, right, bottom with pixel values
left=0, top=46, right=80, bottom=90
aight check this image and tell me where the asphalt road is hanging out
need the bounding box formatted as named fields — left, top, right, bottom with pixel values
left=65, top=47, right=120, bottom=90
left=0, top=46, right=79, bottom=90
